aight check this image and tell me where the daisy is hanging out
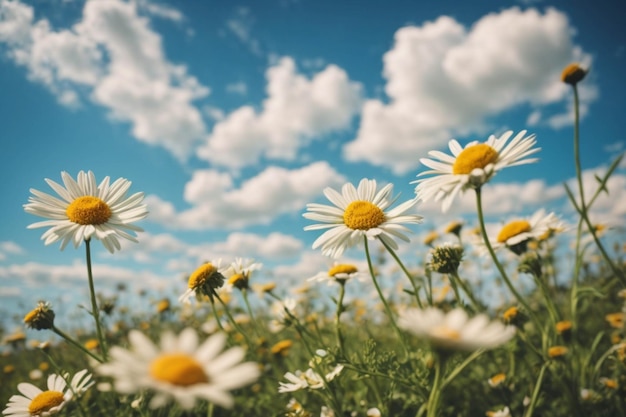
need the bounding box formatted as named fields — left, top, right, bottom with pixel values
left=308, top=263, right=367, bottom=285
left=414, top=130, right=540, bottom=212
left=24, top=171, right=148, bottom=253
left=303, top=178, right=423, bottom=258
left=398, top=307, right=515, bottom=351
left=223, top=258, right=263, bottom=291
left=278, top=364, right=344, bottom=393
left=3, top=369, right=94, bottom=417
left=95, top=328, right=260, bottom=410
left=179, top=260, right=226, bottom=304
left=489, top=210, right=559, bottom=254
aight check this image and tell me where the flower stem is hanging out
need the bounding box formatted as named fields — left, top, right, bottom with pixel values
left=241, top=288, right=260, bottom=337
left=449, top=270, right=483, bottom=312
left=570, top=84, right=625, bottom=285
left=425, top=354, right=444, bottom=417
left=335, top=281, right=347, bottom=359
left=52, top=326, right=103, bottom=363
left=378, top=237, right=424, bottom=308
left=524, top=361, right=549, bottom=417
left=364, top=237, right=409, bottom=357
left=84, top=239, right=108, bottom=361
left=474, top=188, right=538, bottom=326
left=213, top=291, right=252, bottom=347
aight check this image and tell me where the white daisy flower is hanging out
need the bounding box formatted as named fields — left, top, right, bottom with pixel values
left=223, top=258, right=263, bottom=291
left=414, top=130, right=540, bottom=212
left=307, top=263, right=367, bottom=285
left=398, top=307, right=515, bottom=351
left=24, top=171, right=148, bottom=253
left=95, top=328, right=260, bottom=410
left=179, top=260, right=226, bottom=304
left=303, top=178, right=423, bottom=258
left=3, top=369, right=94, bottom=417
left=488, top=209, right=559, bottom=254
left=278, top=364, right=344, bottom=393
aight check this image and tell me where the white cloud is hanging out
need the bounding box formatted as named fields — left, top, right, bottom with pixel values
left=147, top=161, right=346, bottom=229
left=0, top=0, right=208, bottom=159
left=226, top=81, right=247, bottom=95
left=198, top=57, right=363, bottom=169
left=226, top=7, right=262, bottom=56
left=344, top=7, right=593, bottom=174
left=134, top=0, right=184, bottom=22
left=198, top=232, right=304, bottom=260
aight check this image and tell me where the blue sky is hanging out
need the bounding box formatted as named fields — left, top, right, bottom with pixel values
left=0, top=0, right=624, bottom=332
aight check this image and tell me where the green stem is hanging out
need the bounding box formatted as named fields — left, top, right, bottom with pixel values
left=425, top=355, right=444, bottom=417
left=524, top=361, right=549, bottom=417
left=364, top=237, right=409, bottom=357
left=52, top=326, right=103, bottom=363
left=570, top=85, right=625, bottom=284
left=208, top=296, right=225, bottom=331
left=474, top=189, right=539, bottom=326
left=378, top=237, right=424, bottom=308
left=441, top=349, right=484, bottom=388
left=335, top=281, right=347, bottom=359
left=446, top=272, right=463, bottom=306
left=207, top=401, right=214, bottom=417
left=84, top=239, right=107, bottom=361
left=213, top=291, right=252, bottom=347
left=449, top=270, right=483, bottom=312
left=241, top=288, right=260, bottom=337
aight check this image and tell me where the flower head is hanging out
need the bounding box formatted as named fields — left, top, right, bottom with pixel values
left=303, top=178, right=423, bottom=258
left=561, top=63, right=587, bottom=85
left=95, top=328, right=260, bottom=409
left=308, top=263, right=366, bottom=285
left=3, top=370, right=93, bottom=417
left=485, top=210, right=559, bottom=255
left=223, top=258, right=263, bottom=291
left=414, top=131, right=540, bottom=212
left=278, top=364, right=344, bottom=393
left=398, top=307, right=516, bottom=351
left=548, top=345, right=568, bottom=359
left=24, top=171, right=148, bottom=253
left=179, top=261, right=226, bottom=304
left=428, top=243, right=464, bottom=274
left=24, top=302, right=55, bottom=331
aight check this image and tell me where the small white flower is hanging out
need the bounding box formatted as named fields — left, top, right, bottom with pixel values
left=278, top=365, right=344, bottom=393
left=488, top=209, right=560, bottom=252
left=398, top=307, right=515, bottom=351
left=3, top=370, right=93, bottom=417
left=304, top=178, right=423, bottom=258
left=308, top=263, right=367, bottom=285
left=414, top=130, right=540, bottom=212
left=24, top=171, right=148, bottom=253
left=96, top=328, right=260, bottom=409
left=367, top=408, right=382, bottom=417
left=223, top=258, right=263, bottom=291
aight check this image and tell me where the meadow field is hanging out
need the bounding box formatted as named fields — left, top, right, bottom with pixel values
left=1, top=64, right=625, bottom=417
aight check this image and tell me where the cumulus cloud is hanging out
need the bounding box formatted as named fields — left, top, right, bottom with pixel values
left=198, top=57, right=363, bottom=169
left=225, top=6, right=262, bottom=56
left=0, top=0, right=208, bottom=158
left=0, top=241, right=24, bottom=261
left=344, top=7, right=594, bottom=174
left=147, top=161, right=346, bottom=229
left=195, top=232, right=304, bottom=260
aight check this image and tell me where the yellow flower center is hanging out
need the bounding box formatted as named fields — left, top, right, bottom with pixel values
left=28, top=390, right=65, bottom=415
left=328, top=264, right=358, bottom=277
left=270, top=340, right=293, bottom=355
left=497, top=220, right=531, bottom=243
left=84, top=339, right=99, bottom=350
left=502, top=306, right=518, bottom=322
left=150, top=353, right=208, bottom=387
left=343, top=201, right=385, bottom=230
left=555, top=320, right=572, bottom=334
left=228, top=273, right=246, bottom=285
left=561, top=63, right=587, bottom=85
left=430, top=326, right=461, bottom=341
left=65, top=196, right=112, bottom=225
left=548, top=346, right=568, bottom=358
left=24, top=309, right=38, bottom=324
left=489, top=373, right=506, bottom=387
left=188, top=263, right=217, bottom=289
left=452, top=144, right=499, bottom=175
left=156, top=300, right=170, bottom=313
